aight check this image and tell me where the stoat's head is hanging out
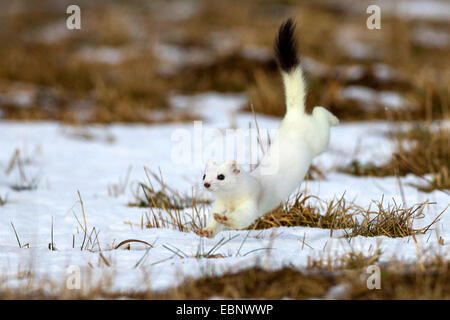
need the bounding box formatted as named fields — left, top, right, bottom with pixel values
left=202, top=160, right=241, bottom=194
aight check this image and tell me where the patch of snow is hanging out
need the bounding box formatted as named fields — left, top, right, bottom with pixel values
left=412, top=26, right=450, bottom=49
left=76, top=46, right=135, bottom=65
left=0, top=83, right=38, bottom=109
left=341, top=86, right=378, bottom=109
left=340, top=41, right=377, bottom=60
left=208, top=31, right=241, bottom=55
left=302, top=57, right=330, bottom=78
left=241, top=46, right=272, bottom=62
left=340, top=86, right=412, bottom=110
left=332, top=65, right=366, bottom=81
left=0, top=90, right=33, bottom=108
left=378, top=91, right=405, bottom=109
left=23, top=20, right=72, bottom=44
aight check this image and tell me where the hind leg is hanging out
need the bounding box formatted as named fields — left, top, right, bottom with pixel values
left=309, top=107, right=339, bottom=156
left=326, top=111, right=339, bottom=126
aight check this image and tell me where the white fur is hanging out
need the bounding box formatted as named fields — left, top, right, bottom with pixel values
left=202, top=64, right=339, bottom=237
left=202, top=160, right=261, bottom=235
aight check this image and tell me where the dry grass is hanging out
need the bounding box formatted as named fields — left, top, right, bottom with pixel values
left=250, top=194, right=442, bottom=239
left=126, top=163, right=445, bottom=238
left=128, top=167, right=210, bottom=232
left=163, top=267, right=337, bottom=299
left=0, top=194, right=7, bottom=206
left=340, top=124, right=450, bottom=192
left=0, top=266, right=338, bottom=300
left=171, top=54, right=277, bottom=94
left=345, top=199, right=444, bottom=238
left=2, top=251, right=450, bottom=299
left=0, top=2, right=196, bottom=124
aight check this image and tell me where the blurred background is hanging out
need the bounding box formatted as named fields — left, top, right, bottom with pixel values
left=0, top=0, right=448, bottom=124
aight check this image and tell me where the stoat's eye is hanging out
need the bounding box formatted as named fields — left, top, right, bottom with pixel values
left=217, top=174, right=225, bottom=180
left=202, top=174, right=206, bottom=180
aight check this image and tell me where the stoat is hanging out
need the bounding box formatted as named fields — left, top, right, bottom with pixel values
left=197, top=18, right=339, bottom=238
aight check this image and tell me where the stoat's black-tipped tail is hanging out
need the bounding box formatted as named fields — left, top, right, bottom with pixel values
left=274, top=18, right=306, bottom=113
left=274, top=18, right=299, bottom=73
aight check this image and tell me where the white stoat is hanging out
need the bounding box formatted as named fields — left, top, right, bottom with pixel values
left=197, top=19, right=339, bottom=238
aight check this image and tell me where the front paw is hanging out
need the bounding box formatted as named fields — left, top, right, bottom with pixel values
left=195, top=228, right=214, bottom=238
left=213, top=213, right=233, bottom=228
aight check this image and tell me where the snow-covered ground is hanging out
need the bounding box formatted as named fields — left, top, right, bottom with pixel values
left=0, top=93, right=448, bottom=293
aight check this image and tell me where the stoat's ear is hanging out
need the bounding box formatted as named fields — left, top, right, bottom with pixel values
left=229, top=160, right=240, bottom=174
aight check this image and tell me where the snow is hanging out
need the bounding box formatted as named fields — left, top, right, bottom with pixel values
left=0, top=83, right=39, bottom=109
left=340, top=86, right=413, bottom=110
left=241, top=46, right=272, bottom=62
left=0, top=94, right=449, bottom=293
left=386, top=0, right=450, bottom=22
left=27, top=20, right=72, bottom=44
left=372, top=63, right=404, bottom=83
left=76, top=46, right=135, bottom=65
left=412, top=26, right=450, bottom=49
left=153, top=44, right=213, bottom=74
left=170, top=92, right=247, bottom=125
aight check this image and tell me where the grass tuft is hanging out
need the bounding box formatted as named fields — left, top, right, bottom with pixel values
left=346, top=199, right=441, bottom=238
left=5, top=148, right=40, bottom=191
left=340, top=124, right=450, bottom=192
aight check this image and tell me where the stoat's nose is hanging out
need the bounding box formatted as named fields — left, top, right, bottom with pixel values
left=204, top=183, right=211, bottom=189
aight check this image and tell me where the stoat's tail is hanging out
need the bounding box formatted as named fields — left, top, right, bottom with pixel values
left=274, top=18, right=306, bottom=114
